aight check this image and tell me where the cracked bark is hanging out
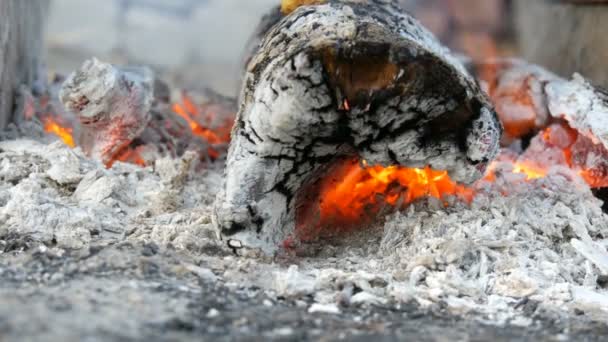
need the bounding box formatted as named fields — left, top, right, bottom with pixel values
left=214, top=0, right=502, bottom=253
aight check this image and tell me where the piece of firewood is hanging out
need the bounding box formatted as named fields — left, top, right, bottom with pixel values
left=468, top=58, right=561, bottom=143
left=33, top=58, right=234, bottom=167
left=0, top=0, right=49, bottom=129
left=59, top=59, right=155, bottom=166
left=213, top=0, right=502, bottom=252
left=470, top=58, right=608, bottom=188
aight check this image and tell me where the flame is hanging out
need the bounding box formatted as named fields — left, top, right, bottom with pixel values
left=511, top=162, right=546, bottom=180
left=305, top=159, right=473, bottom=230
left=172, top=93, right=232, bottom=159
left=303, top=120, right=608, bottom=236
left=483, top=122, right=608, bottom=187
left=43, top=117, right=75, bottom=148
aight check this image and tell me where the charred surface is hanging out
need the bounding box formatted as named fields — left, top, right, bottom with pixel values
left=214, top=0, right=501, bottom=252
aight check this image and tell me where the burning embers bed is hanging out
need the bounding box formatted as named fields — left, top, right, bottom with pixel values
left=14, top=57, right=608, bottom=253
left=12, top=54, right=608, bottom=251
left=4, top=0, right=608, bottom=326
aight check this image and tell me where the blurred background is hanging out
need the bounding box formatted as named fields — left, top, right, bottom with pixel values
left=45, top=0, right=608, bottom=96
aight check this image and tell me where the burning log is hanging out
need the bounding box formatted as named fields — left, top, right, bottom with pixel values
left=471, top=58, right=608, bottom=189
left=214, top=0, right=502, bottom=252
left=59, top=59, right=155, bottom=166
left=56, top=58, right=235, bottom=167
left=470, top=58, right=562, bottom=143
left=0, top=0, right=49, bottom=129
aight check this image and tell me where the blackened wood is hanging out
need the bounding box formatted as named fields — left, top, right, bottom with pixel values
left=214, top=0, right=502, bottom=252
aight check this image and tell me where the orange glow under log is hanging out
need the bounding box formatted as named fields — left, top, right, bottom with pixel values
left=314, top=159, right=474, bottom=228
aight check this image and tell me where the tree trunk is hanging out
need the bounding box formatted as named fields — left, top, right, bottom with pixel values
left=0, top=0, right=49, bottom=129
left=514, top=0, right=608, bottom=87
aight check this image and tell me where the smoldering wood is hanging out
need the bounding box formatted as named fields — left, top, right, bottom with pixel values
left=60, top=59, right=155, bottom=166
left=514, top=0, right=608, bottom=88
left=467, top=58, right=562, bottom=144
left=214, top=0, right=502, bottom=253
left=469, top=58, right=608, bottom=146
left=0, top=0, right=49, bottom=129
left=53, top=58, right=235, bottom=166
left=470, top=58, right=608, bottom=187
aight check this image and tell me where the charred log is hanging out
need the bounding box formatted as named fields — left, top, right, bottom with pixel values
left=470, top=58, right=608, bottom=148
left=59, top=59, right=155, bottom=166
left=57, top=59, right=236, bottom=166
left=470, top=58, right=608, bottom=191
left=214, top=0, right=502, bottom=253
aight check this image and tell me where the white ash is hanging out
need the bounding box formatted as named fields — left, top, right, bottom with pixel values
left=237, top=167, right=608, bottom=325
left=2, top=138, right=608, bottom=326
left=0, top=139, right=222, bottom=252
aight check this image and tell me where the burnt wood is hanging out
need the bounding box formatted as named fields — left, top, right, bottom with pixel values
left=213, top=0, right=502, bottom=253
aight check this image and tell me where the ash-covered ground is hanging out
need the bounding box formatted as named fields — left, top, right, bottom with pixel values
left=1, top=132, right=608, bottom=340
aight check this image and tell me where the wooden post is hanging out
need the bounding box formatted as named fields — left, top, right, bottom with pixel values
left=0, top=0, right=49, bottom=129
left=514, top=0, right=608, bottom=87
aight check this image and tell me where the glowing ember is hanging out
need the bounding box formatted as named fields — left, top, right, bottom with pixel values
left=299, top=120, right=608, bottom=236
left=110, top=147, right=147, bottom=168
left=43, top=117, right=75, bottom=148
left=484, top=122, right=608, bottom=187
left=303, top=159, right=473, bottom=231
left=172, top=93, right=232, bottom=159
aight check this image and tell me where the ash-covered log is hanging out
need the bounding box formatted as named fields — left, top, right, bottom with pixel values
left=55, top=58, right=236, bottom=167
left=470, top=58, right=608, bottom=192
left=59, top=59, right=155, bottom=166
left=214, top=0, right=502, bottom=252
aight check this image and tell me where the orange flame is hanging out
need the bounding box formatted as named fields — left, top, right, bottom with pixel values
left=305, top=159, right=473, bottom=230
left=43, top=117, right=75, bottom=148
left=511, top=162, right=546, bottom=180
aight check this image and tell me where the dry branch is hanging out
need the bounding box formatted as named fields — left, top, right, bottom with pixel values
left=214, top=0, right=502, bottom=252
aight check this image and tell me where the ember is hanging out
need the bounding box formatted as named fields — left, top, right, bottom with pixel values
left=172, top=93, right=232, bottom=159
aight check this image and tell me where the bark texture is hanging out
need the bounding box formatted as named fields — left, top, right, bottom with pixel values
left=0, top=0, right=49, bottom=129
left=214, top=0, right=502, bottom=252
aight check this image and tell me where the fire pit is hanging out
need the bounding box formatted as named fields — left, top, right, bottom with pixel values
left=2, top=0, right=608, bottom=340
